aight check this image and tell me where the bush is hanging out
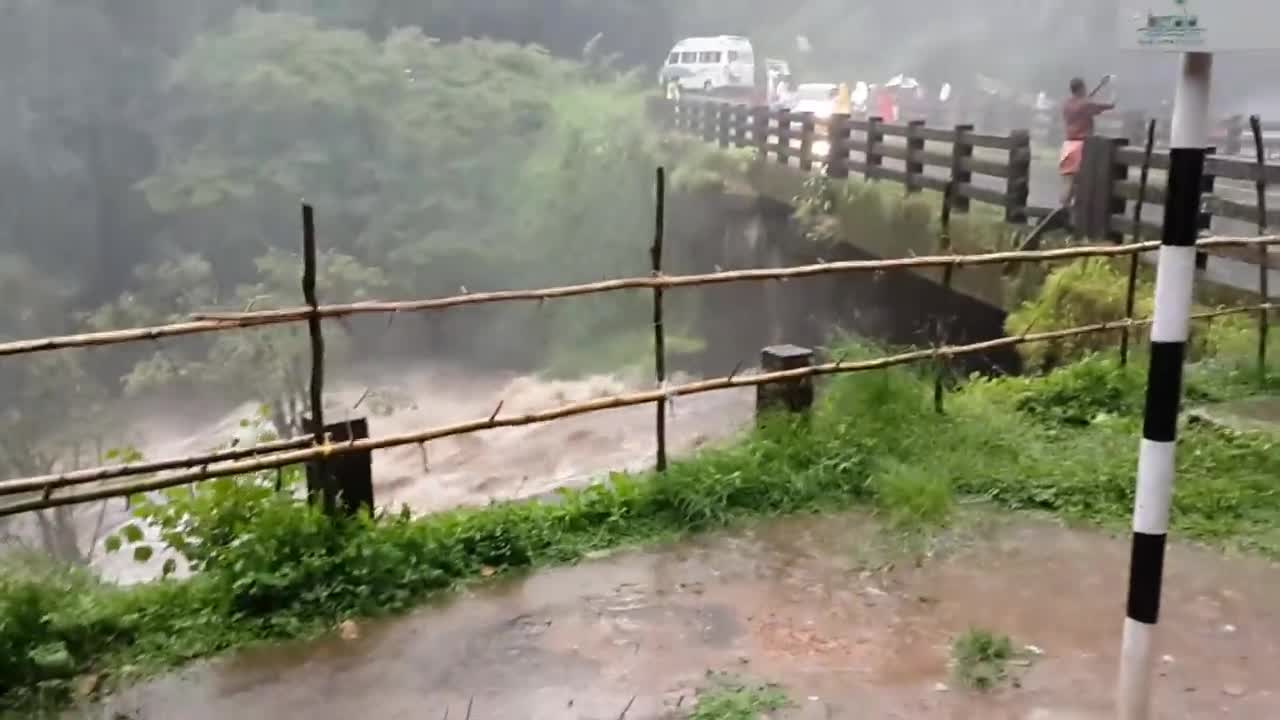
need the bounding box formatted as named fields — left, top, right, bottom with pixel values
left=1005, top=258, right=1153, bottom=369
left=1008, top=354, right=1147, bottom=426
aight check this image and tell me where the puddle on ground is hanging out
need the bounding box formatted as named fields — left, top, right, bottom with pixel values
left=81, top=515, right=1280, bottom=720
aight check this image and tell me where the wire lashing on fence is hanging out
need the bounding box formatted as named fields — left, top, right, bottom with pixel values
left=0, top=302, right=1272, bottom=517
left=1, top=236, right=1278, bottom=359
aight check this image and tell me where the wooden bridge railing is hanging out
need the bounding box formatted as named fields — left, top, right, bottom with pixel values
left=1072, top=136, right=1280, bottom=270
left=656, top=98, right=1033, bottom=224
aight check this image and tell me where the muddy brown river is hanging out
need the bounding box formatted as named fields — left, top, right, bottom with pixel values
left=82, top=515, right=1280, bottom=719
left=70, top=365, right=757, bottom=584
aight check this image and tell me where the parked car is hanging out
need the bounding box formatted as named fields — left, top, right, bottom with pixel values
left=788, top=82, right=840, bottom=118
left=659, top=36, right=755, bottom=93
left=785, top=83, right=842, bottom=159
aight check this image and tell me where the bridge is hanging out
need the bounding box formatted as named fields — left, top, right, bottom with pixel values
left=651, top=96, right=1280, bottom=305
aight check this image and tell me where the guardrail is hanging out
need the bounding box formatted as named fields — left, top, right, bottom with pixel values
left=655, top=97, right=1032, bottom=223
left=1071, top=136, right=1280, bottom=271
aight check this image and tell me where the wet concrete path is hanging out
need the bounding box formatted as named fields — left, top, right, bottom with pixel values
left=89, top=515, right=1280, bottom=719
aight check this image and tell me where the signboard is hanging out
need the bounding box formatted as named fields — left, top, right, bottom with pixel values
left=1117, top=0, right=1280, bottom=52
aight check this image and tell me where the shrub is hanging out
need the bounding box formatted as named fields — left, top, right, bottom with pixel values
left=1009, top=354, right=1147, bottom=426
left=1005, top=258, right=1153, bottom=369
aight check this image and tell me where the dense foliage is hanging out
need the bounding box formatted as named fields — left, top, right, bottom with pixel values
left=0, top=4, right=676, bottom=494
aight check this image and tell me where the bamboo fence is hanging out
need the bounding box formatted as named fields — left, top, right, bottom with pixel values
left=1250, top=116, right=1273, bottom=377
left=2, top=236, right=1279, bottom=359
left=0, top=302, right=1271, bottom=518
left=1121, top=118, right=1159, bottom=367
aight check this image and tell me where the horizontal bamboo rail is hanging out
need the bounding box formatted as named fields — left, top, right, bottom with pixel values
left=0, top=435, right=313, bottom=500
left=2, top=236, right=1277, bottom=359
left=1, top=302, right=1270, bottom=518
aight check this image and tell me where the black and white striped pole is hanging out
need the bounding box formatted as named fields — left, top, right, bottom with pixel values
left=1117, top=51, right=1212, bottom=720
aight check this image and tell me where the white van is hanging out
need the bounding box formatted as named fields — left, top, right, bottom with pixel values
left=659, top=36, right=755, bottom=93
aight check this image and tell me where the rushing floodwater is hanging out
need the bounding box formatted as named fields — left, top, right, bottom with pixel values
left=68, top=364, right=756, bottom=584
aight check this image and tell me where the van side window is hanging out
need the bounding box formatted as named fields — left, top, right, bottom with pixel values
left=667, top=53, right=679, bottom=64
left=680, top=52, right=697, bottom=63
left=727, top=51, right=739, bottom=62
left=698, top=51, right=722, bottom=63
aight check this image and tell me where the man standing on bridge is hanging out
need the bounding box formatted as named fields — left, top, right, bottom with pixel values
left=1059, top=76, right=1116, bottom=207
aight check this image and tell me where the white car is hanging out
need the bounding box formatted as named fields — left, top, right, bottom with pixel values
left=783, top=83, right=842, bottom=159
left=659, top=36, right=755, bottom=93
left=788, top=83, right=840, bottom=119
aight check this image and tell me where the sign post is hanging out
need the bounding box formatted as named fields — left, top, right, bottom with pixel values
left=1115, top=2, right=1274, bottom=718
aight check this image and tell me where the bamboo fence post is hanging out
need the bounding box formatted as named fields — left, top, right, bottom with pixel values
left=301, top=204, right=331, bottom=513
left=652, top=168, right=668, bottom=472
left=1250, top=115, right=1271, bottom=380
left=934, top=181, right=955, bottom=414
left=1121, top=119, right=1158, bottom=367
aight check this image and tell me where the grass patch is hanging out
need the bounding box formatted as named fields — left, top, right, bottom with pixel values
left=689, top=673, right=790, bottom=720
left=951, top=628, right=1015, bottom=691
left=4, top=345, right=1279, bottom=715
left=873, top=460, right=953, bottom=529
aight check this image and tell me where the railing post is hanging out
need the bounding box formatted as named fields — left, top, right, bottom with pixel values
left=1075, top=136, right=1127, bottom=240
left=798, top=112, right=816, bottom=172
left=303, top=417, right=373, bottom=517
left=756, top=345, right=814, bottom=421
left=1197, top=145, right=1217, bottom=269
left=702, top=102, right=717, bottom=144
left=950, top=124, right=974, bottom=214
left=865, top=115, right=884, bottom=180
left=905, top=119, right=926, bottom=194
left=1005, top=129, right=1032, bottom=225
left=732, top=104, right=749, bottom=148
left=754, top=106, right=770, bottom=159
left=1109, top=137, right=1132, bottom=241
left=826, top=113, right=851, bottom=179
left=718, top=105, right=732, bottom=148
left=776, top=109, right=792, bottom=166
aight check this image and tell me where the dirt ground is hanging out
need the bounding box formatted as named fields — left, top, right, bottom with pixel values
left=85, top=514, right=1280, bottom=720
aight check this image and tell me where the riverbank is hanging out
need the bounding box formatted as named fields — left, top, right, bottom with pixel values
left=3, top=349, right=1278, bottom=716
